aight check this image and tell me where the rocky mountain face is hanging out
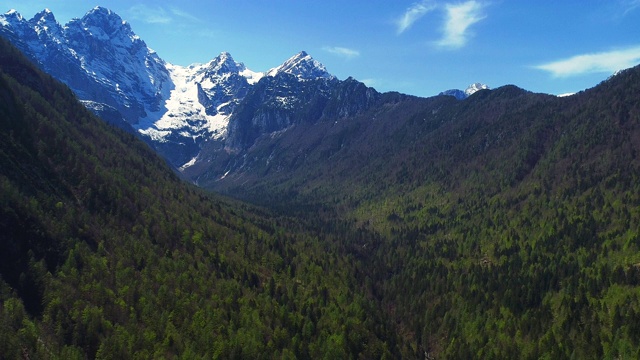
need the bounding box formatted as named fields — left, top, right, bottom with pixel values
left=0, top=7, right=172, bottom=125
left=0, top=7, right=385, bottom=171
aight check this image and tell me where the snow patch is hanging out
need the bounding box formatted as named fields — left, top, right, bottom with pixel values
left=138, top=127, right=172, bottom=142
left=136, top=62, right=233, bottom=142
left=180, top=156, right=199, bottom=171
left=240, top=68, right=264, bottom=84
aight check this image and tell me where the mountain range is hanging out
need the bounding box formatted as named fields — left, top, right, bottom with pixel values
left=4, top=5, right=640, bottom=359
left=0, top=6, right=485, bottom=171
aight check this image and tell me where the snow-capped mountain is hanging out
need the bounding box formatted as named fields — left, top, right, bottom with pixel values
left=140, top=53, right=257, bottom=141
left=0, top=7, right=172, bottom=125
left=266, top=51, right=335, bottom=80
left=0, top=7, right=339, bottom=168
left=440, top=83, right=489, bottom=100
left=465, top=82, right=489, bottom=96
left=64, top=7, right=172, bottom=120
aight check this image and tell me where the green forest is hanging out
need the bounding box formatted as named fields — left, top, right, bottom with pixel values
left=2, top=34, right=640, bottom=359
left=0, top=38, right=399, bottom=359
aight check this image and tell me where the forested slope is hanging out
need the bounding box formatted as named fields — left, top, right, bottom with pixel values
left=0, top=37, right=399, bottom=359
left=208, top=66, right=640, bottom=358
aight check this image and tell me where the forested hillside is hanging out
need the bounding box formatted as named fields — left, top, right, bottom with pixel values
left=0, top=38, right=400, bottom=359
left=205, top=67, right=640, bottom=358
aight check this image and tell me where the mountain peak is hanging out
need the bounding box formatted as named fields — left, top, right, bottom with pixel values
left=31, top=8, right=57, bottom=27
left=465, top=82, right=489, bottom=96
left=30, top=8, right=62, bottom=36
left=32, top=8, right=55, bottom=20
left=81, top=6, right=119, bottom=24
left=266, top=51, right=334, bottom=80
left=2, top=9, right=24, bottom=22
left=73, top=6, right=132, bottom=37
left=214, top=51, right=240, bottom=68
left=1, top=9, right=37, bottom=44
left=86, top=6, right=115, bottom=18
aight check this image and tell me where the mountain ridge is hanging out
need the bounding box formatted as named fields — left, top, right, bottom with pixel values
left=1, top=7, right=490, bottom=174
left=0, top=7, right=346, bottom=169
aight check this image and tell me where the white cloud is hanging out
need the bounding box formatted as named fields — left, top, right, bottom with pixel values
left=534, top=46, right=640, bottom=77
left=436, top=1, right=486, bottom=49
left=396, top=0, right=437, bottom=34
left=127, top=5, right=199, bottom=24
left=323, top=46, right=360, bottom=59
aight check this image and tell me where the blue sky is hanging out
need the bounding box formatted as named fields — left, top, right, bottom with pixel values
left=4, top=1, right=640, bottom=97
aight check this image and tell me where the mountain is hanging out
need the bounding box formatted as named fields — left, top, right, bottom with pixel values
left=0, top=36, right=400, bottom=359
left=138, top=52, right=261, bottom=165
left=0, top=8, right=345, bottom=169
left=439, top=82, right=489, bottom=99
left=196, top=63, right=640, bottom=358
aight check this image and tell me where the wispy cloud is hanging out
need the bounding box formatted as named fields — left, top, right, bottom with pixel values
left=621, top=0, right=640, bottom=15
left=127, top=5, right=200, bottom=24
left=360, top=78, right=377, bottom=87
left=168, top=7, right=201, bottom=22
left=436, top=1, right=486, bottom=49
left=323, top=46, right=360, bottom=59
left=396, top=0, right=437, bottom=34
left=128, top=5, right=171, bottom=24
left=534, top=46, right=640, bottom=77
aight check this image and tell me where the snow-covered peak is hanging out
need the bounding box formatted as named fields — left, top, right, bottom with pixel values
left=3, top=9, right=23, bottom=21
left=465, top=83, right=489, bottom=96
left=32, top=8, right=55, bottom=22
left=267, top=51, right=334, bottom=80
left=195, top=52, right=264, bottom=84
left=30, top=8, right=63, bottom=40
left=205, top=52, right=244, bottom=75
left=1, top=9, right=39, bottom=43
left=83, top=6, right=120, bottom=25
left=31, top=9, right=58, bottom=24
left=65, top=6, right=137, bottom=43
left=1, top=9, right=24, bottom=27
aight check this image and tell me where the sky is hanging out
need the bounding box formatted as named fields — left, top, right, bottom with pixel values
left=3, top=1, right=640, bottom=97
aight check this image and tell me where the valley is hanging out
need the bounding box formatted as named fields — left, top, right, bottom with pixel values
left=2, top=6, right=640, bottom=359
